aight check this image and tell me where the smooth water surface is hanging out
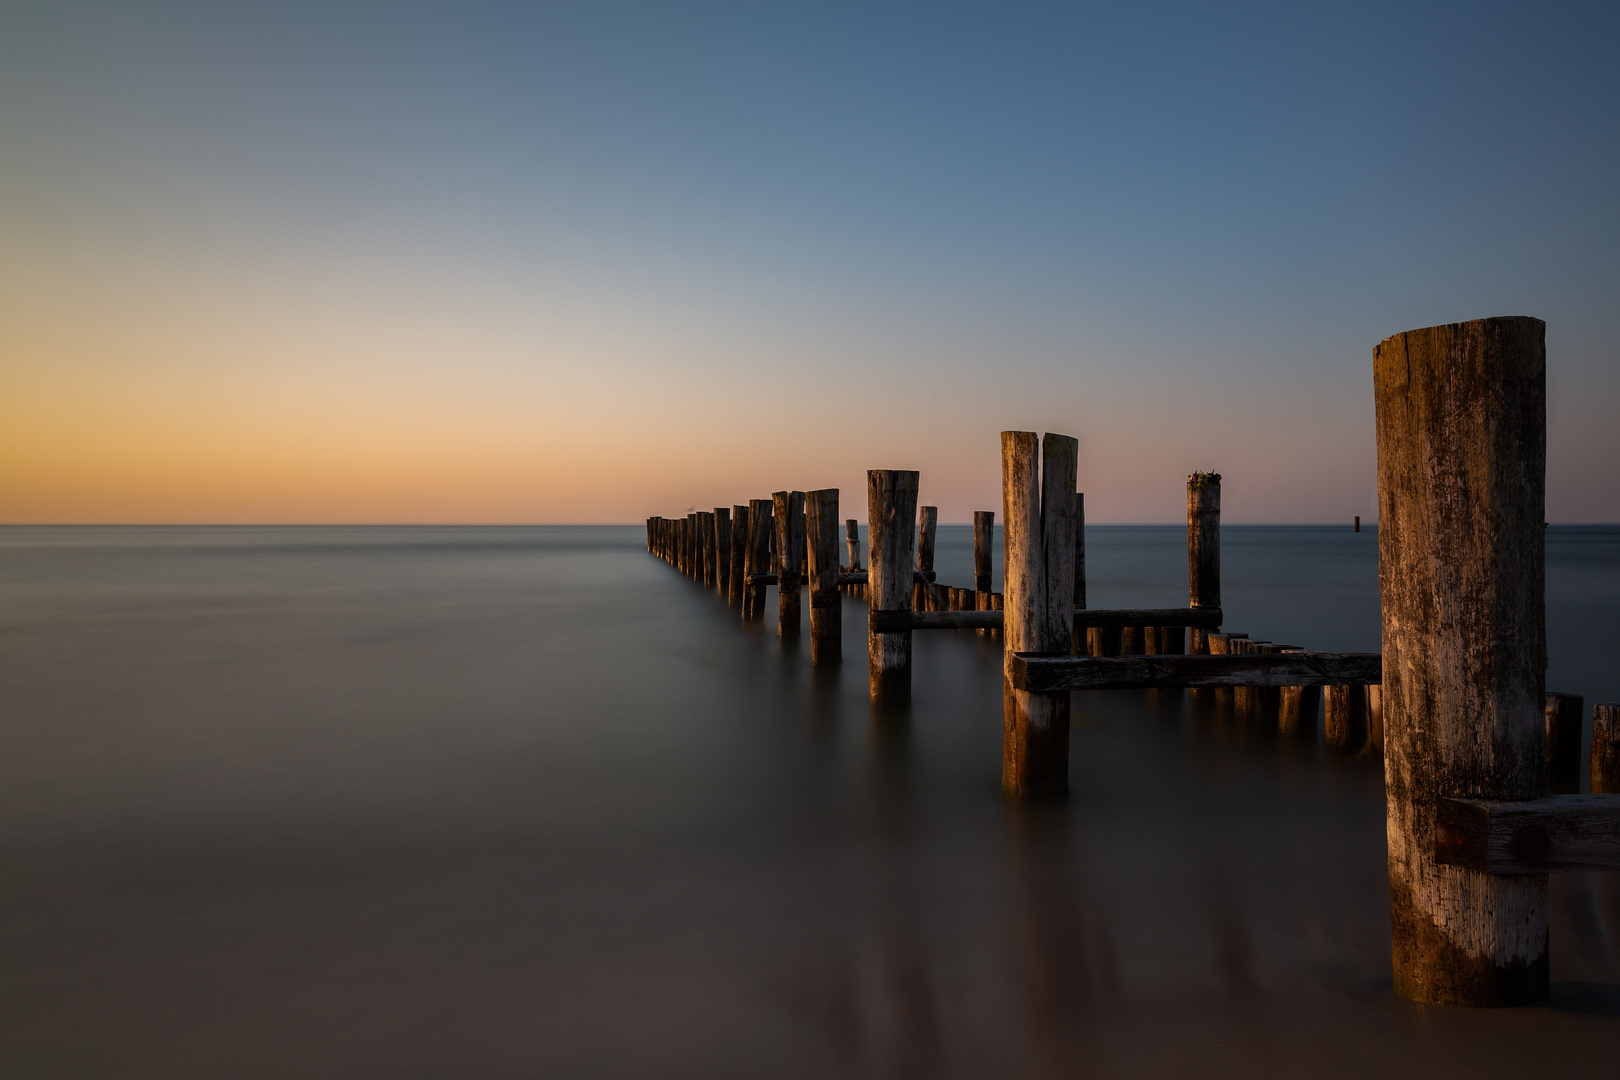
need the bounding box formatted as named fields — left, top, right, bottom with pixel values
left=2, top=525, right=1617, bottom=1078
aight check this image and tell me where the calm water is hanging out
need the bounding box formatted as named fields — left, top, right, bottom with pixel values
left=2, top=524, right=1617, bottom=1078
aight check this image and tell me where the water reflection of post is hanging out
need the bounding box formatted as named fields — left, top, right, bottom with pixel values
left=1006, top=810, right=1117, bottom=1062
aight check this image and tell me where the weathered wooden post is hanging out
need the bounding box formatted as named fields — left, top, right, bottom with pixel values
left=1594, top=704, right=1620, bottom=794
left=1325, top=685, right=1368, bottom=751
left=868, top=470, right=919, bottom=703
left=1376, top=315, right=1547, bottom=1006
left=729, top=504, right=749, bottom=606
left=974, top=510, right=995, bottom=638
left=1187, top=472, right=1221, bottom=698
left=1002, top=431, right=1078, bottom=799
left=1545, top=693, right=1583, bottom=794
left=806, top=489, right=841, bottom=664
left=845, top=519, right=861, bottom=571
left=713, top=508, right=731, bottom=598
left=700, top=511, right=716, bottom=586
left=774, top=490, right=806, bottom=638
left=1188, top=473, right=1220, bottom=655
left=917, top=505, right=937, bottom=580
left=1279, top=650, right=1323, bottom=738
left=689, top=513, right=701, bottom=577
left=744, top=498, right=773, bottom=620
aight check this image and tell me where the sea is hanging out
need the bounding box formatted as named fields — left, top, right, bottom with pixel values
left=2, top=524, right=1617, bottom=1077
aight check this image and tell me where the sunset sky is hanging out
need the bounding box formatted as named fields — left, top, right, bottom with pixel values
left=3, top=2, right=1617, bottom=524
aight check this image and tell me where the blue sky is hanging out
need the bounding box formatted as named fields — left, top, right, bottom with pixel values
left=3, top=2, right=1616, bottom=522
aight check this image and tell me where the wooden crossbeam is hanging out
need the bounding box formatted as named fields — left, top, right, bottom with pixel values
left=868, top=605, right=1223, bottom=634
left=1009, top=651, right=1382, bottom=691
left=750, top=570, right=930, bottom=587
left=1435, top=795, right=1620, bottom=873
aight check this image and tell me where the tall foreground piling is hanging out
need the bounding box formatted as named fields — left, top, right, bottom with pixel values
left=867, top=470, right=919, bottom=703
left=774, top=490, right=806, bottom=638
left=1002, top=431, right=1078, bottom=798
left=806, top=489, right=841, bottom=664
left=1375, top=316, right=1547, bottom=1006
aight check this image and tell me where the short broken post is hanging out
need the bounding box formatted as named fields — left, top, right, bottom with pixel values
left=1590, top=704, right=1620, bottom=794
left=1002, top=431, right=1078, bottom=799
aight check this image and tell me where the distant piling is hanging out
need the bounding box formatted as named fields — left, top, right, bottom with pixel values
left=729, top=504, right=749, bottom=606
left=713, top=508, right=731, bottom=599
left=1593, top=704, right=1620, bottom=793
left=774, top=490, right=806, bottom=638
left=745, top=498, right=773, bottom=620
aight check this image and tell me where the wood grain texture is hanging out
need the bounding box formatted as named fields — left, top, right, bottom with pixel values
left=1011, top=651, right=1382, bottom=692
left=1376, top=315, right=1548, bottom=1006
left=806, top=488, right=841, bottom=664
left=1435, top=795, right=1620, bottom=873
left=867, top=470, right=919, bottom=702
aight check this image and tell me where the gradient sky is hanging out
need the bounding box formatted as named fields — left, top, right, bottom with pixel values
left=3, top=2, right=1617, bottom=523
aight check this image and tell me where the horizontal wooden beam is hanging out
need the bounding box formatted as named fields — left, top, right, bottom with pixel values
left=867, top=605, right=1223, bottom=634
left=1434, top=795, right=1620, bottom=873
left=1010, top=651, right=1382, bottom=691
left=870, top=609, right=1001, bottom=631
left=750, top=570, right=931, bottom=587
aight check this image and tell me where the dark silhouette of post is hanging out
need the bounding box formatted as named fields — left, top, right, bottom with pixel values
left=867, top=470, right=919, bottom=703
left=1545, top=693, right=1583, bottom=794
left=1002, top=431, right=1077, bottom=799
left=1376, top=315, right=1547, bottom=1006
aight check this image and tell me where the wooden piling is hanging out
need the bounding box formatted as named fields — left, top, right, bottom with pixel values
left=713, top=508, right=731, bottom=598
left=806, top=489, right=841, bottom=664
left=1324, top=685, right=1367, bottom=751
left=1375, top=315, right=1547, bottom=1006
left=774, top=491, right=806, bottom=638
left=699, top=511, right=715, bottom=586
left=867, top=471, right=919, bottom=702
left=1188, top=473, right=1221, bottom=655
left=729, top=505, right=749, bottom=606
left=1545, top=693, right=1583, bottom=795
left=1002, top=431, right=1078, bottom=799
left=974, top=510, right=995, bottom=637
left=1593, top=704, right=1620, bottom=794
left=845, top=518, right=861, bottom=571
left=744, top=499, right=773, bottom=620
left=917, top=506, right=937, bottom=580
